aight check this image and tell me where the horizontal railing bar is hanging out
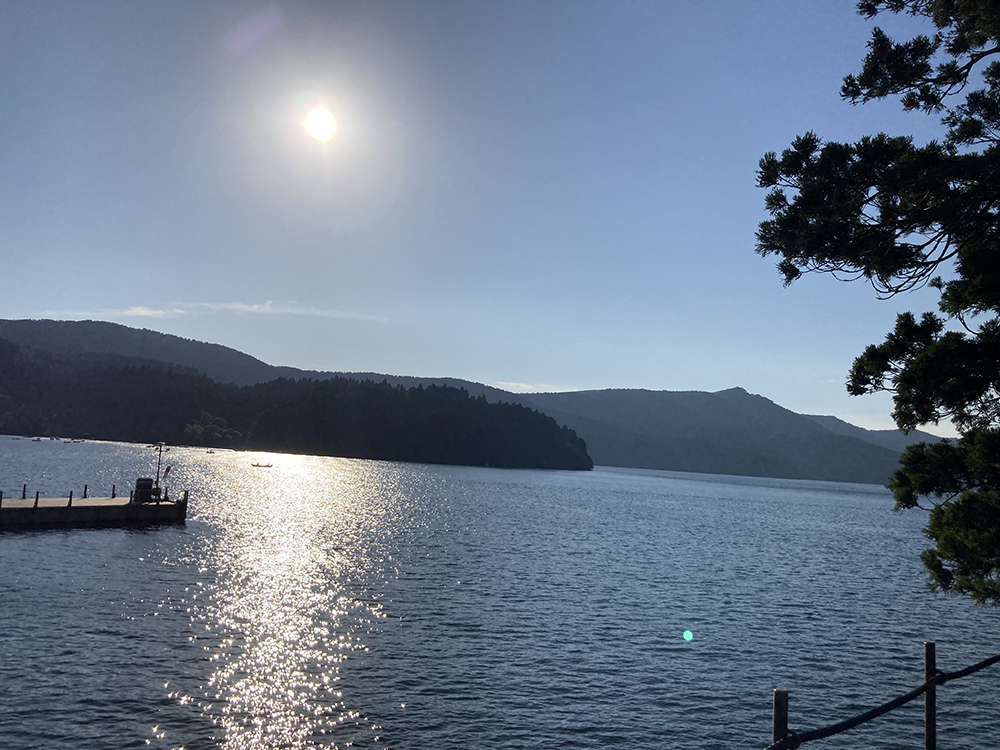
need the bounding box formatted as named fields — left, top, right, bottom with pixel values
left=939, top=651, right=1000, bottom=683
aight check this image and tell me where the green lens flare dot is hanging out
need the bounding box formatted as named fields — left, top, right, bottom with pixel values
left=683, top=630, right=694, bottom=641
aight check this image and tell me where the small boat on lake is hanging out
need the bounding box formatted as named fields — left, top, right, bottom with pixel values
left=251, top=462, right=273, bottom=468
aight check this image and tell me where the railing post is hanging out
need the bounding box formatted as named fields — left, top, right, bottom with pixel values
left=773, top=688, right=789, bottom=747
left=83, top=483, right=87, bottom=498
left=112, top=484, right=116, bottom=499
left=925, top=641, right=936, bottom=750
left=22, top=483, right=26, bottom=499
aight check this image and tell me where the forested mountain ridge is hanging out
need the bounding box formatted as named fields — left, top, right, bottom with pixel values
left=0, top=319, right=294, bottom=387
left=0, top=319, right=948, bottom=483
left=0, top=319, right=514, bottom=399
left=0, top=338, right=593, bottom=470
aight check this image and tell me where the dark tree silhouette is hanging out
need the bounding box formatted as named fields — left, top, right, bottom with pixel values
left=0, top=339, right=593, bottom=471
left=757, top=1, right=1000, bottom=603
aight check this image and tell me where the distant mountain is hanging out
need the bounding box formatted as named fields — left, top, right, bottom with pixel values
left=0, top=318, right=946, bottom=484
left=0, top=319, right=280, bottom=386
left=524, top=388, right=906, bottom=484
left=803, top=414, right=949, bottom=452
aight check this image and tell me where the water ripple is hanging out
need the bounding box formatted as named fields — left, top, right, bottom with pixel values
left=1, top=443, right=999, bottom=749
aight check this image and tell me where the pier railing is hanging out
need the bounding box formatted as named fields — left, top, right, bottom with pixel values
left=1, top=483, right=116, bottom=506
left=765, top=642, right=1000, bottom=750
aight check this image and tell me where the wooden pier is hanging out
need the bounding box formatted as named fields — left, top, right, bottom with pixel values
left=0, top=491, right=187, bottom=530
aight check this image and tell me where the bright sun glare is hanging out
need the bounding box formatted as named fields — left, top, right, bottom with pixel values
left=304, top=107, right=337, bottom=141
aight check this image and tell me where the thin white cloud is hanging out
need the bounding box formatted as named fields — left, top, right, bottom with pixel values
left=122, top=306, right=186, bottom=318
left=33, top=300, right=386, bottom=323
left=494, top=381, right=535, bottom=393
left=33, top=306, right=187, bottom=319
left=494, top=381, right=578, bottom=393
left=175, top=300, right=387, bottom=322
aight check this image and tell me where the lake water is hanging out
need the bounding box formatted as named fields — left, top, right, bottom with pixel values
left=0, top=438, right=998, bottom=749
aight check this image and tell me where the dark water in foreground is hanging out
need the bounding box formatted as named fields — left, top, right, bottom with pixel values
left=0, top=438, right=998, bottom=749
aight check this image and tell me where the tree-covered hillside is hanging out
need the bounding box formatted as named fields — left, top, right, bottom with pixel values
left=0, top=318, right=279, bottom=386
left=0, top=339, right=592, bottom=470
left=0, top=319, right=520, bottom=401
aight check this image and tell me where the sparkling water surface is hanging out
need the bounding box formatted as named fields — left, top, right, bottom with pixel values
left=1, top=437, right=998, bottom=749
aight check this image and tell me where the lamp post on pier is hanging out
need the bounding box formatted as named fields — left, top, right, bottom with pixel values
left=154, top=442, right=170, bottom=491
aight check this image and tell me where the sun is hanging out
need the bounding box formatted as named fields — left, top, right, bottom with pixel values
left=304, top=107, right=336, bottom=140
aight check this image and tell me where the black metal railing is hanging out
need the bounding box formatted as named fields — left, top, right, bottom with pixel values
left=765, top=642, right=1000, bottom=750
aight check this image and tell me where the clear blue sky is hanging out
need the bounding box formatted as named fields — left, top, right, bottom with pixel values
left=0, top=1, right=955, bottom=434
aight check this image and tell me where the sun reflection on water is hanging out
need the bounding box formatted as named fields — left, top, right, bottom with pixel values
left=174, top=453, right=410, bottom=749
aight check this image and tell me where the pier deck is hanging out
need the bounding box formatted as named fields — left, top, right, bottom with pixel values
left=0, top=494, right=187, bottom=529
left=3, top=496, right=132, bottom=509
